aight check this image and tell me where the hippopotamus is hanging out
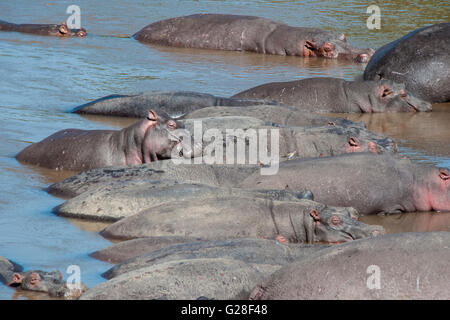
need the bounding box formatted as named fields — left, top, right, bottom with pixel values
left=100, top=238, right=328, bottom=279
left=99, top=196, right=385, bottom=243
left=54, top=182, right=314, bottom=221
left=0, top=20, right=86, bottom=37
left=240, top=153, right=450, bottom=215
left=72, top=91, right=270, bottom=119
left=232, top=77, right=432, bottom=113
left=133, top=14, right=374, bottom=63
left=16, top=110, right=201, bottom=172
left=181, top=116, right=396, bottom=160
left=0, top=257, right=85, bottom=299
left=249, top=232, right=450, bottom=300
left=364, top=23, right=450, bottom=103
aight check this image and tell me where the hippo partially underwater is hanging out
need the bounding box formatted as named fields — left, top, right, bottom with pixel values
left=133, top=14, right=374, bottom=63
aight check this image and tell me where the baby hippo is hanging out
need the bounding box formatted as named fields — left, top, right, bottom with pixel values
left=0, top=20, right=86, bottom=37
left=16, top=110, right=201, bottom=171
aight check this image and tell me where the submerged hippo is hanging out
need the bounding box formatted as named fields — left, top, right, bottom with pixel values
left=240, top=153, right=450, bottom=215
left=182, top=116, right=396, bottom=161
left=364, top=23, right=450, bottom=103
left=0, top=257, right=85, bottom=299
left=100, top=196, right=385, bottom=243
left=16, top=110, right=200, bottom=171
left=0, top=20, right=86, bottom=37
left=232, top=77, right=432, bottom=113
left=250, top=232, right=450, bottom=300
left=72, top=91, right=270, bottom=119
left=133, top=14, right=374, bottom=63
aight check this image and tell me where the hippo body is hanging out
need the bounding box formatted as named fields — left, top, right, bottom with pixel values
left=73, top=91, right=270, bottom=119
left=364, top=23, right=450, bottom=103
left=100, top=238, right=329, bottom=279
left=133, top=14, right=374, bottom=63
left=81, top=258, right=277, bottom=300
left=182, top=116, right=396, bottom=160
left=183, top=104, right=365, bottom=128
left=0, top=20, right=86, bottom=37
left=47, top=161, right=259, bottom=198
left=16, top=110, right=195, bottom=171
left=232, top=77, right=432, bottom=113
left=250, top=232, right=450, bottom=300
left=54, top=182, right=313, bottom=221
left=240, top=153, right=450, bottom=215
left=100, top=197, right=384, bottom=243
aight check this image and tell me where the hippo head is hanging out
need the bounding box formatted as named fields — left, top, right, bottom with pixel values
left=413, top=166, right=450, bottom=212
left=8, top=270, right=85, bottom=298
left=322, top=124, right=397, bottom=155
left=349, top=80, right=432, bottom=112
left=9, top=271, right=63, bottom=293
left=305, top=206, right=385, bottom=244
left=58, top=22, right=87, bottom=37
left=143, top=110, right=202, bottom=161
left=304, top=35, right=374, bottom=63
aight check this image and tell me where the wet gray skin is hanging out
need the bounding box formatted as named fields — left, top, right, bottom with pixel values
left=0, top=20, right=86, bottom=37
left=99, top=197, right=385, bottom=243
left=16, top=110, right=200, bottom=172
left=241, top=153, right=450, bottom=215
left=133, top=14, right=374, bottom=63
left=249, top=232, right=450, bottom=300
left=72, top=91, right=271, bottom=119
left=232, top=77, right=432, bottom=113
left=364, top=23, right=450, bottom=103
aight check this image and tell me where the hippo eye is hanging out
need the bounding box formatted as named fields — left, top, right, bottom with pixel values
left=167, top=120, right=177, bottom=130
left=398, top=90, right=407, bottom=98
left=330, top=216, right=341, bottom=225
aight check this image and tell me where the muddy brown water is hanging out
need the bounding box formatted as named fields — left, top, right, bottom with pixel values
left=0, top=1, right=449, bottom=299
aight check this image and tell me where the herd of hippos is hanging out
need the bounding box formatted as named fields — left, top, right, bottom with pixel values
left=0, top=14, right=449, bottom=300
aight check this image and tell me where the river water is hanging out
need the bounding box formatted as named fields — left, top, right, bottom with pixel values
left=0, top=1, right=449, bottom=299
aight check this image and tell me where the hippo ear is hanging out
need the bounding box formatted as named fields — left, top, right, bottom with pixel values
left=348, top=137, right=360, bottom=147
left=147, top=110, right=158, bottom=122
left=59, top=22, right=68, bottom=34
left=439, top=169, right=449, bottom=181
left=310, top=210, right=320, bottom=221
